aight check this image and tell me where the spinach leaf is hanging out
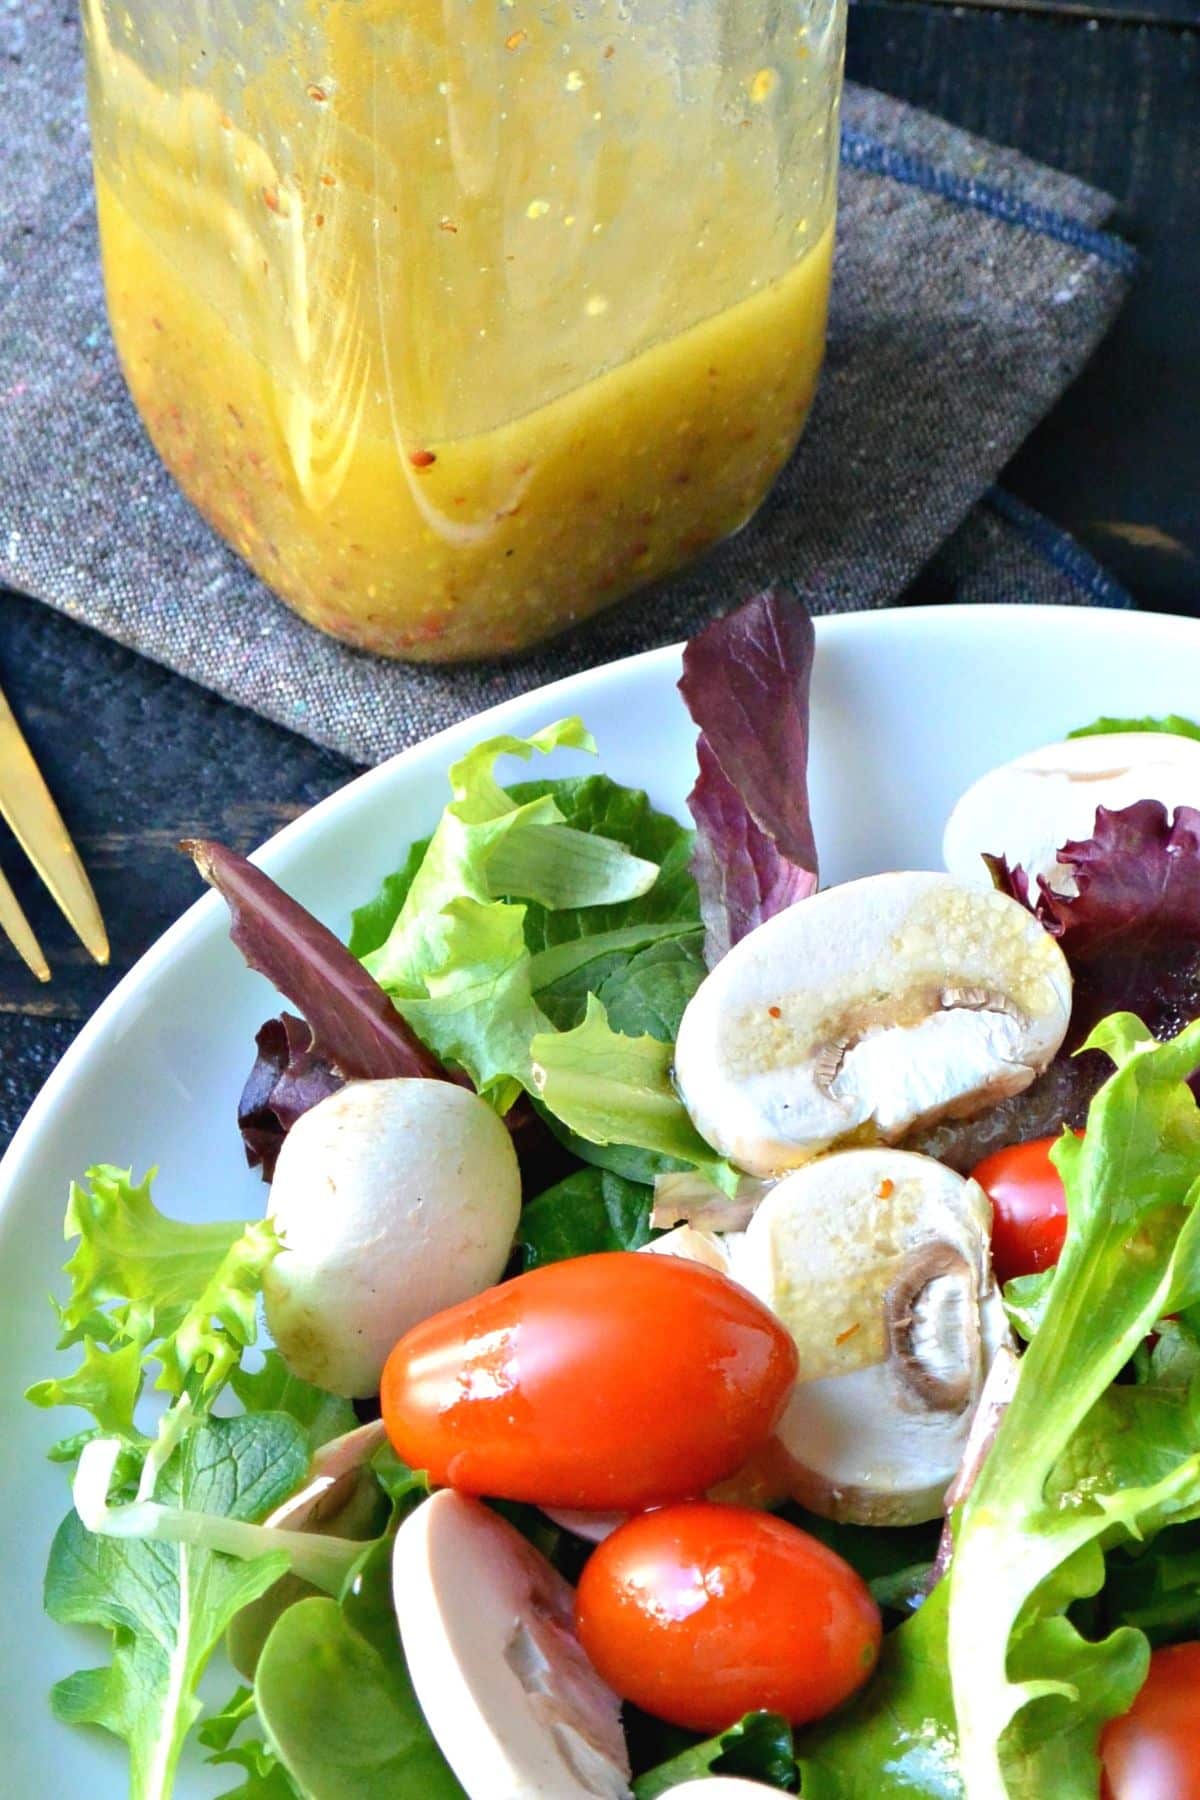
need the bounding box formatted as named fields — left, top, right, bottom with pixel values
left=517, top=1167, right=656, bottom=1268
left=255, top=1538, right=465, bottom=1798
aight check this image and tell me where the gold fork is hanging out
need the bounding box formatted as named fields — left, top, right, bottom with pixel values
left=0, top=681, right=109, bottom=982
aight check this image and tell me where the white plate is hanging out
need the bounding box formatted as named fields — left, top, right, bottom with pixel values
left=2, top=602, right=1197, bottom=1796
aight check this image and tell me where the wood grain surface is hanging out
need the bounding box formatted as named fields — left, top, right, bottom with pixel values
left=0, top=0, right=1196, bottom=1149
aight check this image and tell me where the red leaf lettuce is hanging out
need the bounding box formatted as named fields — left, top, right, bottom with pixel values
left=678, top=588, right=819, bottom=965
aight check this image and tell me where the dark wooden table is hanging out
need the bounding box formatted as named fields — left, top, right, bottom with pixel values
left=1, top=0, right=1196, bottom=1148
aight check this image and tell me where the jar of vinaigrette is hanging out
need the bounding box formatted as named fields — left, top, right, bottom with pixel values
left=82, top=0, right=845, bottom=659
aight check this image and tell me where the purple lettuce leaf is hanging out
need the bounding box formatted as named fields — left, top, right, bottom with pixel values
left=923, top=803, right=1200, bottom=1170
left=238, top=1013, right=345, bottom=1179
left=186, top=839, right=448, bottom=1083
left=678, top=589, right=818, bottom=965
left=990, top=801, right=1200, bottom=1040
left=187, top=839, right=567, bottom=1184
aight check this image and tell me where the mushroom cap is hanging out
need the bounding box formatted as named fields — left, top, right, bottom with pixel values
left=732, top=1148, right=1010, bottom=1524
left=541, top=1507, right=628, bottom=1545
left=674, top=871, right=1072, bottom=1176
left=264, top=1078, right=521, bottom=1397
left=943, top=730, right=1200, bottom=891
left=393, top=1490, right=631, bottom=1800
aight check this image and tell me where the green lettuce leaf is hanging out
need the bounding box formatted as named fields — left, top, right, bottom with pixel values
left=28, top=1331, right=145, bottom=1439
left=45, top=1414, right=306, bottom=1800
left=530, top=996, right=738, bottom=1193
left=351, top=773, right=698, bottom=966
left=634, top=1711, right=797, bottom=1798
left=1099, top=1518, right=1200, bottom=1648
left=948, top=1016, right=1200, bottom=1800
left=517, top=1166, right=656, bottom=1268
left=369, top=1443, right=433, bottom=1512
left=228, top=1350, right=357, bottom=1451
left=255, top=1536, right=465, bottom=1798
left=71, top=1429, right=369, bottom=1597
left=352, top=755, right=712, bottom=1167
left=361, top=724, right=660, bottom=1108
left=200, top=1688, right=301, bottom=1799
left=795, top=1582, right=960, bottom=1799
left=1068, top=713, right=1200, bottom=743
left=778, top=1506, right=941, bottom=1620
left=535, top=932, right=707, bottom=1039
left=27, top=1165, right=280, bottom=1425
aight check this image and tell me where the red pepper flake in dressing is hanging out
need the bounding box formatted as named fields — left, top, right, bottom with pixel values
left=768, top=1004, right=782, bottom=1019
left=835, top=1322, right=862, bottom=1347
left=505, top=29, right=527, bottom=49
left=876, top=1178, right=895, bottom=1200
left=439, top=218, right=459, bottom=234
left=409, top=449, right=437, bottom=469
left=306, top=83, right=328, bottom=102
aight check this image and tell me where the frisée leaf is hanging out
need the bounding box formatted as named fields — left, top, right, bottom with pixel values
left=26, top=1165, right=280, bottom=1424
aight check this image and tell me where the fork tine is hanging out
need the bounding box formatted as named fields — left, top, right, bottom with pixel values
left=0, top=863, right=50, bottom=983
left=0, top=681, right=109, bottom=965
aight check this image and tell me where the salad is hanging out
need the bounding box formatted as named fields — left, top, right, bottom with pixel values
left=27, top=590, right=1200, bottom=1800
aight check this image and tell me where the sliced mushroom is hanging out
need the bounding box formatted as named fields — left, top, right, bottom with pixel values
left=541, top=1507, right=628, bottom=1545
left=728, top=1148, right=1010, bottom=1525
left=640, top=1224, right=739, bottom=1272
left=393, top=1490, right=632, bottom=1800
left=230, top=1419, right=391, bottom=1681
left=673, top=871, right=1072, bottom=1176
left=943, top=730, right=1200, bottom=891
left=263, top=1418, right=388, bottom=1533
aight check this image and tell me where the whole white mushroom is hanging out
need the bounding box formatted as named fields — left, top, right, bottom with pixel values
left=943, top=730, right=1200, bottom=891
left=264, top=1078, right=521, bottom=1397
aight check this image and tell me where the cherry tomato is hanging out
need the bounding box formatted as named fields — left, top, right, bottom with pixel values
left=575, top=1501, right=881, bottom=1732
left=970, top=1135, right=1069, bottom=1284
left=1101, top=1641, right=1200, bottom=1800
left=380, top=1252, right=797, bottom=1511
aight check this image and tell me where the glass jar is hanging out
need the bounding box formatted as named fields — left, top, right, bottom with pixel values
left=82, top=0, right=846, bottom=661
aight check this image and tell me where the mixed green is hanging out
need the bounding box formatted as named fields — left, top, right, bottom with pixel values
left=25, top=593, right=1200, bottom=1799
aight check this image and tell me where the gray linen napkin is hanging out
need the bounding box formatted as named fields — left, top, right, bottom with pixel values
left=0, top=5, right=1135, bottom=766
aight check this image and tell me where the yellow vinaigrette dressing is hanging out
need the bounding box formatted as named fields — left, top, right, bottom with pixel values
left=86, top=0, right=843, bottom=659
